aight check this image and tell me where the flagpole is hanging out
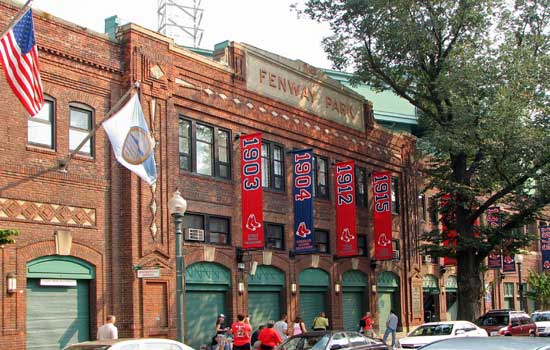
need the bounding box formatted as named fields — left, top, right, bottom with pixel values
left=0, top=0, right=34, bottom=39
left=59, top=81, right=141, bottom=170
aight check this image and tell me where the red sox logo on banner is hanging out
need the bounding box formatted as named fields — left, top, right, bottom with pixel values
left=241, top=133, right=264, bottom=249
left=373, top=171, right=393, bottom=260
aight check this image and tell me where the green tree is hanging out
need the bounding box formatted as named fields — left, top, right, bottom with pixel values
left=527, top=271, right=550, bottom=309
left=300, top=0, right=550, bottom=320
left=0, top=229, right=19, bottom=245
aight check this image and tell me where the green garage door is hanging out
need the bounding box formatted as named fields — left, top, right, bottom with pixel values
left=377, top=271, right=400, bottom=333
left=185, top=263, right=230, bottom=350
left=248, top=265, right=284, bottom=330
left=342, top=271, right=368, bottom=331
left=299, top=268, right=329, bottom=329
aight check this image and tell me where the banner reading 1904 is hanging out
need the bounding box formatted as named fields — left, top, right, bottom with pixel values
left=373, top=171, right=393, bottom=260
left=293, top=149, right=315, bottom=253
left=540, top=226, right=550, bottom=272
left=335, top=161, right=357, bottom=257
left=241, top=133, right=264, bottom=249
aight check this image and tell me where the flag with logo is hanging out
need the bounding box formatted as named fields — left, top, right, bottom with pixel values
left=486, top=207, right=502, bottom=269
left=0, top=9, right=44, bottom=116
left=102, top=94, right=157, bottom=185
left=241, top=133, right=264, bottom=249
left=373, top=171, right=393, bottom=260
left=540, top=226, right=550, bottom=272
left=335, top=161, right=357, bottom=257
left=292, top=149, right=315, bottom=253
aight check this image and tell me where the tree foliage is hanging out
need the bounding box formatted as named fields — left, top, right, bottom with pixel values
left=300, top=0, right=550, bottom=320
left=0, top=229, right=19, bottom=245
left=527, top=270, right=550, bottom=309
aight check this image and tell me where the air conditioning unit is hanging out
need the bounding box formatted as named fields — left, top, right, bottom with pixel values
left=423, top=255, right=432, bottom=263
left=392, top=250, right=400, bottom=260
left=185, top=228, right=205, bottom=241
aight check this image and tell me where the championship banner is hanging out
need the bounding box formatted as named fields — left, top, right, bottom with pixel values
left=541, top=226, right=550, bottom=272
left=486, top=207, right=502, bottom=269
left=373, top=171, right=393, bottom=260
left=335, top=161, right=357, bottom=257
left=441, top=194, right=457, bottom=266
left=502, top=255, right=516, bottom=273
left=241, top=133, right=264, bottom=249
left=292, top=149, right=315, bottom=253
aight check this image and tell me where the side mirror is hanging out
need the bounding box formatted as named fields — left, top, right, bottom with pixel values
left=455, top=330, right=465, bottom=335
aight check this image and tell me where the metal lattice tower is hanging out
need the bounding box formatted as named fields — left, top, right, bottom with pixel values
left=158, top=0, right=204, bottom=48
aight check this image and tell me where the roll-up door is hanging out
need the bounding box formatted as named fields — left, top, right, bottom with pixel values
left=247, top=265, right=285, bottom=330
left=299, top=268, right=329, bottom=328
left=342, top=270, right=368, bottom=331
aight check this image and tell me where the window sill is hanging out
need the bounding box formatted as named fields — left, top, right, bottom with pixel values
left=26, top=144, right=56, bottom=155
left=178, top=169, right=233, bottom=184
left=263, top=188, right=286, bottom=195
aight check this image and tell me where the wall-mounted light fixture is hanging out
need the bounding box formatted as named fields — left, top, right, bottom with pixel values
left=291, top=283, right=297, bottom=294
left=238, top=282, right=245, bottom=294
left=371, top=284, right=377, bottom=293
left=6, top=272, right=16, bottom=294
left=334, top=283, right=341, bottom=293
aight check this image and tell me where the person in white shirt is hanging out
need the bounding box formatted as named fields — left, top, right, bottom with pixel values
left=273, top=314, right=288, bottom=340
left=97, top=315, right=118, bottom=340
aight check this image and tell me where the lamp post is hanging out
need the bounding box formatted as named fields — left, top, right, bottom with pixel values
left=516, top=254, right=524, bottom=311
left=168, top=190, right=187, bottom=343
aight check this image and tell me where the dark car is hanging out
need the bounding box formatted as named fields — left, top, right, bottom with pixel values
left=475, top=309, right=536, bottom=336
left=276, top=331, right=388, bottom=350
left=417, top=336, right=550, bottom=350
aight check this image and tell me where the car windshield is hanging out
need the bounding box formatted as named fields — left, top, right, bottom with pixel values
left=532, top=313, right=550, bottom=322
left=480, top=314, right=509, bottom=326
left=409, top=324, right=453, bottom=336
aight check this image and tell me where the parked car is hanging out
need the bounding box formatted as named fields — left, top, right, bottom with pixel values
left=64, top=338, right=194, bottom=350
left=276, top=331, right=388, bottom=350
left=475, top=309, right=536, bottom=336
left=532, top=310, right=550, bottom=337
left=417, top=337, right=550, bottom=350
left=397, top=321, right=487, bottom=349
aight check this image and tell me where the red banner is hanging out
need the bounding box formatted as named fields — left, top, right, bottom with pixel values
left=441, top=194, right=457, bottom=266
left=373, top=171, right=393, bottom=260
left=241, top=133, right=264, bottom=249
left=335, top=161, right=357, bottom=257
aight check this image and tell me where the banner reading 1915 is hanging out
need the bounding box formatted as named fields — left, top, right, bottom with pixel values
left=335, top=161, right=357, bottom=257
left=540, top=226, right=550, bottom=272
left=241, top=133, right=264, bottom=249
left=293, top=149, right=315, bottom=253
left=486, top=207, right=502, bottom=269
left=373, top=171, right=393, bottom=260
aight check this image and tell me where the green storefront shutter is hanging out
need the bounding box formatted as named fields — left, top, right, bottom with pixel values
left=248, top=292, right=281, bottom=330
left=343, top=292, right=363, bottom=331
left=300, top=292, right=326, bottom=329
left=26, top=279, right=90, bottom=350
left=185, top=291, right=226, bottom=350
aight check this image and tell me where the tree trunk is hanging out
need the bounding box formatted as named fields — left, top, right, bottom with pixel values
left=456, top=249, right=483, bottom=321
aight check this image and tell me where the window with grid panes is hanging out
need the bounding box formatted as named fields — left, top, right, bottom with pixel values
left=261, top=141, right=285, bottom=191
left=178, top=117, right=231, bottom=179
left=183, top=213, right=230, bottom=245
left=315, top=229, right=330, bottom=253
left=69, top=105, right=93, bottom=156
left=28, top=98, right=54, bottom=149
left=265, top=223, right=284, bottom=250
left=504, top=282, right=515, bottom=310
left=357, top=235, right=367, bottom=256
left=356, top=167, right=367, bottom=207
left=391, top=176, right=400, bottom=214
left=314, top=155, right=329, bottom=199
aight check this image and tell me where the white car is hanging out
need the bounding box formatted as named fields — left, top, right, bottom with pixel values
left=397, top=321, right=488, bottom=349
left=532, top=311, right=550, bottom=337
left=64, top=338, right=195, bottom=350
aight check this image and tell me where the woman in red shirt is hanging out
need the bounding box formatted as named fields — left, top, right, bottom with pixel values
left=258, top=321, right=283, bottom=350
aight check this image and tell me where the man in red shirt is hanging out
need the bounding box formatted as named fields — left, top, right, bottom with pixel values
left=258, top=320, right=283, bottom=350
left=232, top=314, right=252, bottom=350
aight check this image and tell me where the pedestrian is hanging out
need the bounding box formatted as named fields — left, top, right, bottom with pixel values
left=212, top=314, right=230, bottom=350
left=311, top=312, right=329, bottom=331
left=232, top=314, right=252, bottom=350
left=383, top=310, right=398, bottom=348
left=359, top=312, right=375, bottom=337
left=97, top=315, right=118, bottom=340
left=258, top=320, right=283, bottom=350
left=251, top=325, right=265, bottom=349
left=274, top=314, right=289, bottom=339
left=290, top=316, right=307, bottom=336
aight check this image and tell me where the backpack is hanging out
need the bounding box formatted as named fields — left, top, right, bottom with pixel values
left=359, top=319, right=366, bottom=328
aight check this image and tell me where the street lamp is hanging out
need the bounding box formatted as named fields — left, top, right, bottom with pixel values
left=168, top=190, right=187, bottom=342
left=516, top=254, right=525, bottom=311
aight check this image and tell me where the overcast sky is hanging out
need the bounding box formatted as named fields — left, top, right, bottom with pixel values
left=30, top=0, right=333, bottom=69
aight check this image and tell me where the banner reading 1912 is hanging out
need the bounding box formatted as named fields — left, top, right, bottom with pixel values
left=373, top=171, right=393, bottom=260
left=335, top=161, right=357, bottom=257
left=486, top=207, right=502, bottom=269
left=293, top=149, right=315, bottom=253
left=540, top=226, right=550, bottom=272
left=241, top=133, right=264, bottom=249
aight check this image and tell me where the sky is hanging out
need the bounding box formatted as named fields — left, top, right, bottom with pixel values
left=30, top=0, right=334, bottom=69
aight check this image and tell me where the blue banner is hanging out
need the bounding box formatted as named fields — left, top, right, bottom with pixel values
left=293, top=149, right=315, bottom=253
left=541, top=226, right=550, bottom=272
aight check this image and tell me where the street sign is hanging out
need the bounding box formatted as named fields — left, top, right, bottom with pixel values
left=137, top=269, right=161, bottom=278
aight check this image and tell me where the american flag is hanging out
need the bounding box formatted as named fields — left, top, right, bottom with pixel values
left=0, top=9, right=44, bottom=116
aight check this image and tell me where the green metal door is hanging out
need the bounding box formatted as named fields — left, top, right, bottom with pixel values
left=300, top=292, right=326, bottom=329
left=186, top=291, right=226, bottom=350
left=248, top=292, right=280, bottom=329
left=377, top=292, right=392, bottom=333
left=26, top=279, right=90, bottom=350
left=343, top=292, right=363, bottom=331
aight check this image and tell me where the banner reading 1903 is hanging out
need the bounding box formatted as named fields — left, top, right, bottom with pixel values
left=293, top=149, right=315, bottom=253
left=241, top=133, right=264, bottom=249
left=335, top=161, right=357, bottom=257
left=540, top=226, right=550, bottom=272
left=373, top=171, right=393, bottom=260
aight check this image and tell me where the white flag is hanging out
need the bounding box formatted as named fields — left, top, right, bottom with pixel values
left=102, top=94, right=157, bottom=185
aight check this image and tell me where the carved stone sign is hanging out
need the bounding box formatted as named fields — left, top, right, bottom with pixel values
left=412, top=278, right=423, bottom=319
